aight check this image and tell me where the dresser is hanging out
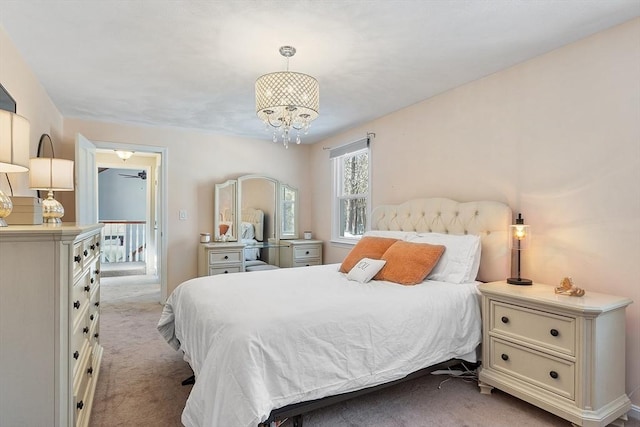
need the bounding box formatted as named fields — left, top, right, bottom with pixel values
left=0, top=224, right=103, bottom=427
left=478, top=281, right=632, bottom=427
left=279, top=239, right=323, bottom=268
left=198, top=242, right=246, bottom=276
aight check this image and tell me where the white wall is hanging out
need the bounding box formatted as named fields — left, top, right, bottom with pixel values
left=310, top=18, right=640, bottom=408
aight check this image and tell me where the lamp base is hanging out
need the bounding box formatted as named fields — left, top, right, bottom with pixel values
left=0, top=189, right=13, bottom=227
left=42, top=191, right=64, bottom=224
left=507, top=277, right=533, bottom=286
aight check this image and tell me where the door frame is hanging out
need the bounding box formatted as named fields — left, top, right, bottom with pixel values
left=93, top=141, right=169, bottom=302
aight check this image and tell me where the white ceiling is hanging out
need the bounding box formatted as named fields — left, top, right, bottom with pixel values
left=1, top=1, right=638, bottom=144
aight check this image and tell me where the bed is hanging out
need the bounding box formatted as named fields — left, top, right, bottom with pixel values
left=158, top=198, right=512, bottom=427
left=101, top=232, right=125, bottom=263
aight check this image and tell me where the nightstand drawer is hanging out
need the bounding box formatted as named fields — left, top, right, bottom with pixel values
left=490, top=338, right=575, bottom=400
left=491, top=301, right=575, bottom=356
left=209, top=266, right=242, bottom=275
left=293, top=246, right=321, bottom=260
left=209, top=251, right=242, bottom=264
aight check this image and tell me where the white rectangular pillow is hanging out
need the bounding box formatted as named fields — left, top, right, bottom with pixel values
left=346, top=258, right=387, bottom=283
left=407, top=233, right=481, bottom=283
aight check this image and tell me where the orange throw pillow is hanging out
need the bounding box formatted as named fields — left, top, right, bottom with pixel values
left=339, top=236, right=399, bottom=273
left=375, top=241, right=446, bottom=285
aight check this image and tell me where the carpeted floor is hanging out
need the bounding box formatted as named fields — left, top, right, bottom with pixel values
left=90, top=276, right=638, bottom=427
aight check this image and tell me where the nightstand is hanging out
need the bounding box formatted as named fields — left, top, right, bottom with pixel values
left=279, top=239, right=323, bottom=268
left=197, top=242, right=245, bottom=276
left=478, top=281, right=632, bottom=427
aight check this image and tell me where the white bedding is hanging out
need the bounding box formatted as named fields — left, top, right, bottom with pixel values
left=158, top=264, right=481, bottom=427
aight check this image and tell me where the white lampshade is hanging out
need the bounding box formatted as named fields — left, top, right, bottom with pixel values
left=29, top=158, right=74, bottom=191
left=0, top=110, right=30, bottom=172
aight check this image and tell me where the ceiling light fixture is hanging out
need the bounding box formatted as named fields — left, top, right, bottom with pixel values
left=256, top=46, right=319, bottom=149
left=115, top=150, right=134, bottom=161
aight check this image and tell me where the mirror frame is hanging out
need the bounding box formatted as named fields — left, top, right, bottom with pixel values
left=214, top=179, right=237, bottom=241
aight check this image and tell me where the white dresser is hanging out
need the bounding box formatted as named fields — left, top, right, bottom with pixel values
left=0, top=224, right=103, bottom=427
left=478, top=281, right=632, bottom=427
left=197, top=242, right=246, bottom=276
left=279, top=239, right=323, bottom=268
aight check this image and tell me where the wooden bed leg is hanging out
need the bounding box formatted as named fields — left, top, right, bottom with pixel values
left=292, top=415, right=303, bottom=427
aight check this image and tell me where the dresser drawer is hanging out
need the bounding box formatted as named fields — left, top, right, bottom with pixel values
left=293, top=245, right=321, bottom=260
left=71, top=312, right=90, bottom=382
left=490, top=301, right=575, bottom=356
left=490, top=338, right=575, bottom=400
left=72, top=242, right=85, bottom=279
left=209, top=250, right=242, bottom=264
left=209, top=266, right=242, bottom=275
left=73, top=348, right=93, bottom=427
left=292, top=259, right=321, bottom=268
left=72, top=273, right=91, bottom=320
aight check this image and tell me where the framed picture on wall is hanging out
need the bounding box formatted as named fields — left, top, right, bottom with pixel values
left=0, top=83, right=17, bottom=113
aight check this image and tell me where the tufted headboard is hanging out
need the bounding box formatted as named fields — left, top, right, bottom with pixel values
left=370, top=198, right=512, bottom=283
left=241, top=208, right=264, bottom=241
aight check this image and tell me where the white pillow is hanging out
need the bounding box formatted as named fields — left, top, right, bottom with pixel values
left=346, top=258, right=387, bottom=283
left=364, top=230, right=418, bottom=240
left=407, top=233, right=481, bottom=283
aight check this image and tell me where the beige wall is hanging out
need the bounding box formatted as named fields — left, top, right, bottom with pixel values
left=310, top=18, right=640, bottom=407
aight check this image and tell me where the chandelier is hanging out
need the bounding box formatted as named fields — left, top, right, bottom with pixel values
left=256, top=46, right=319, bottom=148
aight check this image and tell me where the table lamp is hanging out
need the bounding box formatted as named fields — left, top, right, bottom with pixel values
left=507, top=213, right=532, bottom=285
left=29, top=157, right=74, bottom=224
left=0, top=110, right=30, bottom=226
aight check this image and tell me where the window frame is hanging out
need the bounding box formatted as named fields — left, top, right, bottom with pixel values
left=330, top=139, right=371, bottom=245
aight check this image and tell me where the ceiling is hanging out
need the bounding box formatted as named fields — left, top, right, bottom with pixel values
left=1, top=1, right=638, bottom=144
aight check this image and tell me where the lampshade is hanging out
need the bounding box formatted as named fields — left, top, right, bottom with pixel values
left=29, top=157, right=74, bottom=224
left=29, top=158, right=74, bottom=191
left=0, top=110, right=30, bottom=226
left=507, top=213, right=532, bottom=286
left=0, top=110, right=30, bottom=172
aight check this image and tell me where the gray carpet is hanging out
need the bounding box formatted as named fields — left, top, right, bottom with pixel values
left=90, top=276, right=638, bottom=427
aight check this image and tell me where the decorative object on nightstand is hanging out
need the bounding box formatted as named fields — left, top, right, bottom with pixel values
left=478, top=281, right=632, bottom=427
left=555, top=276, right=585, bottom=297
left=0, top=109, right=30, bottom=226
left=506, top=212, right=532, bottom=285
left=29, top=136, right=74, bottom=224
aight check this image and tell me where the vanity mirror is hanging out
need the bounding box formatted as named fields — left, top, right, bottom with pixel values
left=214, top=179, right=237, bottom=241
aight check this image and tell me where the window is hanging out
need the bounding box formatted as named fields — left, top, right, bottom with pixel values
left=330, top=137, right=370, bottom=244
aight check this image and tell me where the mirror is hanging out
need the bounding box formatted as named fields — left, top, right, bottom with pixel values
left=214, top=179, right=237, bottom=241
left=237, top=175, right=277, bottom=243
left=279, top=183, right=298, bottom=239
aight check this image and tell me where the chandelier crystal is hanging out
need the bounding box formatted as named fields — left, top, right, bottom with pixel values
left=256, top=46, right=319, bottom=148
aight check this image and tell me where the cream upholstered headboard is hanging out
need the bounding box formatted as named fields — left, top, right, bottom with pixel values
left=370, top=198, right=512, bottom=282
left=241, top=208, right=264, bottom=241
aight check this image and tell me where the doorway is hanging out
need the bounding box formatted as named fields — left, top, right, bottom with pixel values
left=94, top=144, right=167, bottom=303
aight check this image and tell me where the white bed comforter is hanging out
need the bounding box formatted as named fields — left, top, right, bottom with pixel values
left=158, top=264, right=481, bottom=427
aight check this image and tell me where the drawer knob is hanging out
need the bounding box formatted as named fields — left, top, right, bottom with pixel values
left=501, top=316, right=509, bottom=324
left=73, top=300, right=80, bottom=309
left=87, top=366, right=93, bottom=375
left=94, top=333, right=100, bottom=339
left=224, top=270, right=229, bottom=274
left=83, top=249, right=88, bottom=257
left=501, top=353, right=509, bottom=361
left=549, top=371, right=559, bottom=379
left=77, top=400, right=84, bottom=410
left=94, top=301, right=100, bottom=307
left=550, top=329, right=559, bottom=337
left=74, top=255, right=82, bottom=263
left=90, top=278, right=95, bottom=284
left=90, top=314, right=94, bottom=321
left=305, top=251, right=310, bottom=255
left=73, top=351, right=79, bottom=360
left=95, top=269, right=100, bottom=275
left=83, top=326, right=89, bottom=334
left=224, top=255, right=229, bottom=259
left=84, top=285, right=91, bottom=292
left=96, top=241, right=100, bottom=248
left=90, top=244, right=96, bottom=250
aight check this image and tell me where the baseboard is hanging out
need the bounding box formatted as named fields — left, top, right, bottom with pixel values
left=629, top=404, right=640, bottom=421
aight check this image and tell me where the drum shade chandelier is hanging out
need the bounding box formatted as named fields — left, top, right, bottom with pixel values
left=256, top=46, right=319, bottom=149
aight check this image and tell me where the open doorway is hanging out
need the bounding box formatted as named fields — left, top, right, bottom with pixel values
left=94, top=147, right=166, bottom=303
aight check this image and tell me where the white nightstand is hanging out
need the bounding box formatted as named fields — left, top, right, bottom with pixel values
left=197, top=242, right=245, bottom=276
left=279, top=239, right=323, bottom=268
left=478, top=281, right=632, bottom=427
